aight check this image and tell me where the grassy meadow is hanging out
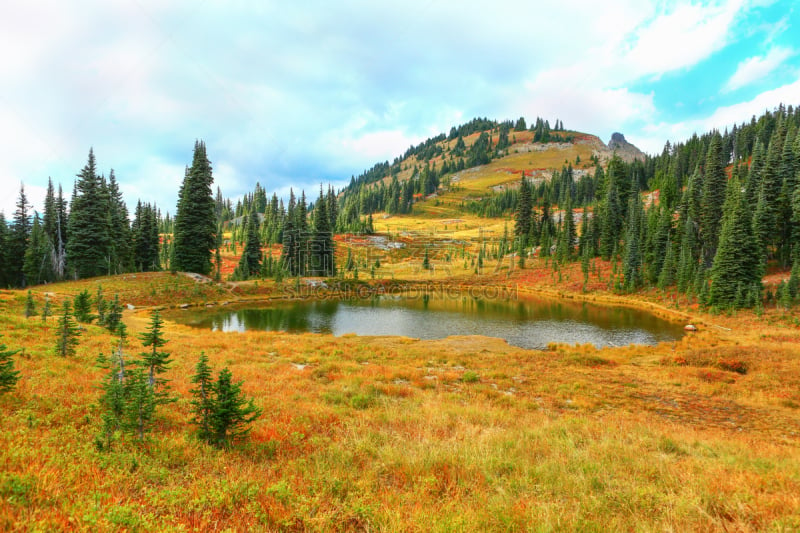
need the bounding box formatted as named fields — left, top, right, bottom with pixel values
left=2, top=255, right=800, bottom=531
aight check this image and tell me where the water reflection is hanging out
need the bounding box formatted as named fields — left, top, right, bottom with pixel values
left=173, top=295, right=684, bottom=350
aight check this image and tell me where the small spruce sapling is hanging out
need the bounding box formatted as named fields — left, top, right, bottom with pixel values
left=24, top=290, right=37, bottom=318
left=0, top=336, right=21, bottom=394
left=41, top=295, right=52, bottom=324
left=73, top=289, right=95, bottom=323
left=55, top=300, right=80, bottom=357
left=138, top=310, right=172, bottom=404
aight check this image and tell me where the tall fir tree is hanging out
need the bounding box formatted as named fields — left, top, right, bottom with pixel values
left=237, top=210, right=262, bottom=279
left=310, top=186, right=335, bottom=276
left=107, top=170, right=133, bottom=274
left=7, top=184, right=32, bottom=287
left=0, top=214, right=9, bottom=288
left=514, top=175, right=533, bottom=247
left=67, top=149, right=111, bottom=279
left=623, top=183, right=645, bottom=290
left=23, top=213, right=52, bottom=286
left=709, top=168, right=761, bottom=308
left=700, top=132, right=727, bottom=266
left=173, top=141, right=216, bottom=275
left=281, top=190, right=298, bottom=275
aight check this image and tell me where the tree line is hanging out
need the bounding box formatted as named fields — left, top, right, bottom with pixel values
left=0, top=140, right=339, bottom=287
left=512, top=104, right=800, bottom=310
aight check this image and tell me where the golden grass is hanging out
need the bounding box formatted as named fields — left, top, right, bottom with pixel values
left=2, top=261, right=800, bottom=531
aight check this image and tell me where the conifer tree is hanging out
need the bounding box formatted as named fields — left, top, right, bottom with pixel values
left=73, top=289, right=95, bottom=323
left=123, top=368, right=156, bottom=441
left=556, top=189, right=575, bottom=262
left=210, top=368, right=261, bottom=448
left=710, top=171, right=761, bottom=307
left=138, top=310, right=171, bottom=401
left=0, top=214, right=9, bottom=288
left=107, top=170, right=133, bottom=274
left=237, top=210, right=261, bottom=279
left=310, top=186, right=335, bottom=276
left=24, top=290, right=37, bottom=318
left=105, top=294, right=123, bottom=333
left=96, top=286, right=107, bottom=327
left=326, top=185, right=338, bottom=233
left=97, top=326, right=128, bottom=448
left=514, top=175, right=532, bottom=246
left=700, top=133, right=727, bottom=266
left=7, top=184, right=32, bottom=287
left=41, top=295, right=52, bottom=324
left=42, top=181, right=67, bottom=280
left=281, top=190, right=298, bottom=275
left=23, top=213, right=52, bottom=286
left=0, top=336, right=20, bottom=394
left=67, top=149, right=111, bottom=279
left=189, top=352, right=214, bottom=442
left=296, top=191, right=309, bottom=275
left=173, top=141, right=216, bottom=275
left=55, top=300, right=80, bottom=357
left=623, top=185, right=645, bottom=290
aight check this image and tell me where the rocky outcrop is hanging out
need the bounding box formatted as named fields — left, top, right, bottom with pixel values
left=607, top=132, right=646, bottom=162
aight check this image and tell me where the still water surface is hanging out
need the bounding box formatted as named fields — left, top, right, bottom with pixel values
left=172, top=294, right=684, bottom=350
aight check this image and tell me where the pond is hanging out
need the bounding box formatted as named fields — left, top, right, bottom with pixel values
left=171, top=292, right=684, bottom=350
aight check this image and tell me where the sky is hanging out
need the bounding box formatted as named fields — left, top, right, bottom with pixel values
left=1, top=0, right=799, bottom=217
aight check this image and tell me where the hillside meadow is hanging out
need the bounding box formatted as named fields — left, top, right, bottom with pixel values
left=2, top=260, right=800, bottom=532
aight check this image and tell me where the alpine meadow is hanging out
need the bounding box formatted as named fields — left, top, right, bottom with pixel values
left=2, top=1, right=800, bottom=532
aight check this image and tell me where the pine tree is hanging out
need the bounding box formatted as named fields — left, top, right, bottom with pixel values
left=7, top=184, right=32, bottom=287
left=557, top=189, right=575, bottom=262
left=97, top=327, right=128, bottom=448
left=138, top=310, right=171, bottom=401
left=123, top=368, right=156, bottom=441
left=296, top=191, right=309, bottom=275
left=514, top=175, right=532, bottom=246
left=237, top=210, right=261, bottom=279
left=189, top=352, right=214, bottom=443
left=95, top=285, right=107, bottom=327
left=24, top=290, right=37, bottom=318
left=55, top=300, right=80, bottom=357
left=42, top=181, right=67, bottom=281
left=41, top=295, right=52, bottom=324
left=23, top=213, right=52, bottom=286
left=281, top=190, right=298, bottom=275
left=67, top=149, right=111, bottom=279
left=107, top=170, right=133, bottom=274
left=710, top=171, right=761, bottom=308
left=623, top=184, right=645, bottom=291
left=310, top=186, right=335, bottom=276
left=73, top=289, right=95, bottom=323
left=0, top=336, right=20, bottom=394
left=105, top=294, right=123, bottom=333
left=326, top=185, right=338, bottom=233
left=700, top=133, right=727, bottom=266
left=173, top=141, right=216, bottom=275
left=210, top=368, right=261, bottom=448
left=0, top=214, right=9, bottom=288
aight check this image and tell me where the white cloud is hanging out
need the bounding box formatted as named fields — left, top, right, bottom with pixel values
left=622, top=1, right=744, bottom=77
left=724, top=47, right=795, bottom=92
left=0, top=0, right=788, bottom=216
left=638, top=78, right=800, bottom=153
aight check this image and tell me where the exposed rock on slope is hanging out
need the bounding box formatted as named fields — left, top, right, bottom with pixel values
left=606, top=132, right=646, bottom=162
